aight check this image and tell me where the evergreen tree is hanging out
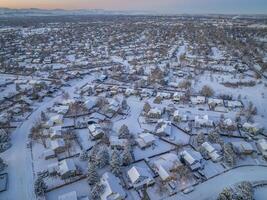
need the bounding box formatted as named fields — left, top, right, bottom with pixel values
left=95, top=146, right=109, bottom=168
left=118, top=124, right=130, bottom=139
left=110, top=149, right=122, bottom=176
left=34, top=177, right=47, bottom=197
left=87, top=163, right=99, bottom=186
left=121, top=147, right=134, bottom=166
left=0, top=157, right=7, bottom=171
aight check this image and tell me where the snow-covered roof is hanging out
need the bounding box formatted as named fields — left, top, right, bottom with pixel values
left=156, top=121, right=172, bottom=136
left=58, top=159, right=76, bottom=176
left=148, top=108, right=162, bottom=115
left=258, top=139, right=267, bottom=151
left=127, top=166, right=151, bottom=184
left=190, top=96, right=206, bottom=104
left=100, top=172, right=126, bottom=200
left=88, top=124, right=104, bottom=137
left=202, top=142, right=215, bottom=153
left=84, top=99, right=97, bottom=110
left=181, top=150, right=202, bottom=165
left=110, top=136, right=128, bottom=147
left=50, top=139, right=65, bottom=150
left=58, top=191, right=77, bottom=200
left=208, top=98, right=223, bottom=105
left=138, top=133, right=156, bottom=144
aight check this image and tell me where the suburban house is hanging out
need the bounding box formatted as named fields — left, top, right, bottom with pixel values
left=50, top=126, right=63, bottom=139
left=201, top=142, right=222, bottom=162
left=257, top=139, right=267, bottom=158
left=242, top=122, right=264, bottom=135
left=100, top=172, right=126, bottom=200
left=231, top=141, right=255, bottom=155
left=180, top=150, right=203, bottom=171
left=190, top=96, right=206, bottom=104
left=155, top=120, right=172, bottom=137
left=110, top=136, right=128, bottom=149
left=127, top=166, right=155, bottom=189
left=50, top=139, right=66, bottom=154
left=58, top=159, right=77, bottom=179
left=45, top=114, right=64, bottom=127
left=84, top=99, right=97, bottom=110
left=153, top=153, right=182, bottom=181
left=194, top=115, right=213, bottom=128
left=147, top=108, right=162, bottom=119
left=224, top=100, right=243, bottom=108
left=88, top=124, right=104, bottom=140
left=136, top=133, right=156, bottom=149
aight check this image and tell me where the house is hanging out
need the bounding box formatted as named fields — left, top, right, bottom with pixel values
left=100, top=172, right=126, bottom=200
left=173, top=92, right=183, bottom=102
left=84, top=99, right=97, bottom=110
left=194, top=115, right=213, bottom=128
left=231, top=141, right=255, bottom=155
left=58, top=159, right=77, bottom=179
left=58, top=191, right=77, bottom=200
left=201, top=142, right=222, bottom=162
left=50, top=139, right=66, bottom=154
left=147, top=108, right=162, bottom=119
left=127, top=166, right=155, bottom=189
left=50, top=126, right=63, bottom=139
left=242, top=122, right=264, bottom=135
left=51, top=105, right=69, bottom=115
left=110, top=136, right=128, bottom=149
left=141, top=89, right=153, bottom=98
left=190, top=96, right=206, bottom=104
left=107, top=99, right=120, bottom=115
left=88, top=124, right=104, bottom=140
left=155, top=121, right=172, bottom=137
left=180, top=150, right=203, bottom=171
left=125, top=88, right=137, bottom=96
left=153, top=153, right=182, bottom=181
left=224, top=100, right=243, bottom=108
left=257, top=139, right=267, bottom=158
left=208, top=98, right=224, bottom=107
left=136, top=133, right=156, bottom=149
left=43, top=149, right=56, bottom=160
left=173, top=110, right=182, bottom=122
left=46, top=114, right=64, bottom=127
left=156, top=92, right=171, bottom=99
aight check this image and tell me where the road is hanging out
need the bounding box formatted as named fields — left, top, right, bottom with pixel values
left=0, top=75, right=93, bottom=200
left=167, top=165, right=267, bottom=200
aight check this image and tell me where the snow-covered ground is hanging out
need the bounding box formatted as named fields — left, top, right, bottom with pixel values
left=0, top=75, right=94, bottom=200
left=167, top=165, right=267, bottom=200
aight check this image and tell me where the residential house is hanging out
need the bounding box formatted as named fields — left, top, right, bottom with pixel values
left=194, top=115, right=213, bottom=128
left=50, top=139, right=66, bottom=154
left=180, top=150, right=203, bottom=171
left=190, top=96, right=206, bottom=105
left=257, top=139, right=267, bottom=158
left=136, top=133, right=156, bottom=149
left=153, top=153, right=182, bottom=181
left=58, top=159, right=77, bottom=179
left=100, top=172, right=126, bottom=200
left=110, top=136, right=128, bottom=150
left=155, top=121, right=172, bottom=137
left=127, top=166, right=155, bottom=189
left=88, top=124, right=104, bottom=140
left=231, top=141, right=255, bottom=155
left=201, top=142, right=222, bottom=162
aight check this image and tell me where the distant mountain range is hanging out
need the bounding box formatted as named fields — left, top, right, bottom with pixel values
left=0, top=7, right=151, bottom=17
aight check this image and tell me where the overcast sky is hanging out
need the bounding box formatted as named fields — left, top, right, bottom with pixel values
left=1, top=0, right=267, bottom=14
